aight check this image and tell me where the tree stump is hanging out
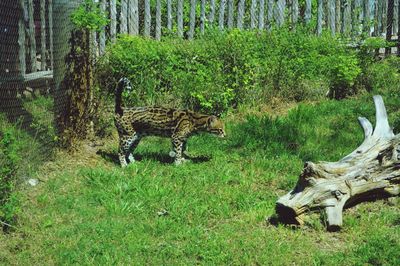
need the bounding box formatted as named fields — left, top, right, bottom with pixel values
left=276, top=96, right=400, bottom=231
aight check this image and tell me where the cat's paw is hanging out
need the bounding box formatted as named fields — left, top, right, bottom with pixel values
left=174, top=158, right=189, bottom=166
left=169, top=151, right=176, bottom=158
left=128, top=153, right=135, bottom=163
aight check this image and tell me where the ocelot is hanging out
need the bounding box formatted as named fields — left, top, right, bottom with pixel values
left=114, top=78, right=226, bottom=167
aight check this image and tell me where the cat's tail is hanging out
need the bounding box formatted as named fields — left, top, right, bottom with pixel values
left=115, top=77, right=132, bottom=116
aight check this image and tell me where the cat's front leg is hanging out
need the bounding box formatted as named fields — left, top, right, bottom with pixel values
left=172, top=136, right=187, bottom=165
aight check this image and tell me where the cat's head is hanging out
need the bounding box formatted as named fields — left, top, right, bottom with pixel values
left=117, top=77, right=132, bottom=91
left=207, top=116, right=226, bottom=138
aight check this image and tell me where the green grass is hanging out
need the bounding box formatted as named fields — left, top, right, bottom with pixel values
left=1, top=95, right=399, bottom=265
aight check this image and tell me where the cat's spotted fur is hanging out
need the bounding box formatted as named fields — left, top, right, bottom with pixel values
left=114, top=78, right=226, bottom=166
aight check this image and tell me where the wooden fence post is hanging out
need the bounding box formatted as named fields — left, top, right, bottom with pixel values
left=342, top=0, right=351, bottom=36
left=27, top=0, right=37, bottom=73
left=305, top=0, right=311, bottom=24
left=398, top=0, right=400, bottom=55
left=259, top=0, right=265, bottom=29
left=209, top=0, right=216, bottom=24
left=128, top=0, right=139, bottom=35
left=120, top=0, right=128, bottom=34
left=156, top=0, right=161, bottom=40
left=189, top=0, right=196, bottom=39
left=219, top=0, right=227, bottom=29
left=335, top=0, right=341, bottom=33
left=40, top=0, right=46, bottom=70
left=110, top=0, right=117, bottom=42
left=363, top=0, right=371, bottom=35
left=177, top=0, right=184, bottom=37
left=237, top=0, right=245, bottom=29
left=317, top=0, right=323, bottom=35
left=292, top=0, right=299, bottom=28
left=386, top=0, right=394, bottom=54
left=227, top=0, right=234, bottom=29
left=276, top=0, right=286, bottom=27
left=144, top=0, right=151, bottom=37
left=394, top=0, right=399, bottom=34
left=250, top=0, right=257, bottom=29
left=49, top=0, right=53, bottom=70
left=328, top=0, right=336, bottom=36
left=19, top=0, right=26, bottom=76
left=99, top=0, right=106, bottom=55
left=167, top=0, right=172, bottom=30
left=267, top=0, right=274, bottom=30
left=201, top=0, right=206, bottom=33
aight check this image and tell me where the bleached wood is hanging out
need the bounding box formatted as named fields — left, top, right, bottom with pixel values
left=276, top=96, right=400, bottom=231
left=144, top=0, right=151, bottom=37
left=27, top=0, right=37, bottom=72
left=237, top=0, right=245, bottom=29
left=177, top=0, right=183, bottom=37
left=120, top=0, right=128, bottom=34
left=250, top=0, right=257, bottom=29
left=128, top=0, right=139, bottom=35
left=267, top=0, right=274, bottom=30
left=40, top=0, right=46, bottom=70
left=317, top=0, right=323, bottom=35
left=219, top=0, right=226, bottom=30
left=200, top=0, right=206, bottom=33
left=305, top=0, right=311, bottom=24
left=259, top=0, right=265, bottom=29
left=227, top=0, right=234, bottom=29
left=209, top=0, right=216, bottom=24
left=167, top=0, right=172, bottom=30
left=156, top=0, right=161, bottom=40
left=110, top=0, right=117, bottom=41
left=189, top=0, right=196, bottom=39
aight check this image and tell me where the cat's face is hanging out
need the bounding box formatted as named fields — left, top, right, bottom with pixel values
left=207, top=116, right=226, bottom=138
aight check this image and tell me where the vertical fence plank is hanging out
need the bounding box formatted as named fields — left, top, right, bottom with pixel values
left=27, top=0, right=37, bottom=72
left=335, top=0, right=340, bottom=33
left=343, top=0, right=351, bottom=36
left=201, top=0, right=206, bottom=33
left=110, top=0, right=117, bottom=41
left=156, top=0, right=161, bottom=40
left=120, top=0, right=128, bottom=34
left=398, top=0, right=400, bottom=55
left=99, top=0, right=106, bottom=54
left=363, top=0, right=371, bottom=35
left=267, top=0, right=274, bottom=30
left=317, top=0, right=323, bottom=35
left=237, top=0, right=245, bottom=29
left=49, top=0, right=53, bottom=69
left=144, top=0, right=151, bottom=37
left=177, top=0, right=184, bottom=37
left=328, top=0, right=336, bottom=35
left=305, top=0, right=311, bottom=24
left=227, top=0, right=234, bottom=28
left=40, top=0, right=46, bottom=70
left=129, top=0, right=139, bottom=35
left=276, top=0, right=286, bottom=27
left=386, top=0, right=394, bottom=54
left=250, top=0, right=257, bottom=29
left=259, top=0, right=265, bottom=29
left=351, top=0, right=360, bottom=36
left=167, top=0, right=172, bottom=30
left=377, top=0, right=383, bottom=35
left=19, top=0, right=26, bottom=76
left=189, top=0, right=196, bottom=39
left=209, top=0, right=216, bottom=24
left=219, top=0, right=227, bottom=29
left=292, top=0, right=299, bottom=27
left=394, top=0, right=398, bottom=34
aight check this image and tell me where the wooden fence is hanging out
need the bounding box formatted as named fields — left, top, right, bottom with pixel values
left=94, top=0, right=400, bottom=55
left=3, top=0, right=400, bottom=85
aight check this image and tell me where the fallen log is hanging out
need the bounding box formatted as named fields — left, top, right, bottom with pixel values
left=276, top=95, right=400, bottom=231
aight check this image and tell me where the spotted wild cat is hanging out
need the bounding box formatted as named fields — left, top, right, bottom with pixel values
left=114, top=78, right=226, bottom=167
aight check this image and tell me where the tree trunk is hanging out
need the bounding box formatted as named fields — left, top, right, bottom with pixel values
left=99, top=0, right=106, bottom=54
left=328, top=0, right=336, bottom=36
left=40, top=0, right=46, bottom=71
left=292, top=0, right=299, bottom=28
left=18, top=0, right=26, bottom=76
left=167, top=0, right=172, bottom=30
left=276, top=0, right=286, bottom=27
left=276, top=96, right=400, bottom=231
left=267, top=0, right=274, bottom=30
left=363, top=0, right=371, bottom=35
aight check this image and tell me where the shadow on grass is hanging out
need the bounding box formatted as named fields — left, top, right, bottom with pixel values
left=97, top=150, right=211, bottom=165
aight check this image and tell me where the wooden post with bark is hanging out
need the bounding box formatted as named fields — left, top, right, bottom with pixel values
left=110, top=0, right=117, bottom=41
left=259, top=0, right=265, bottom=29
left=276, top=96, right=400, bottom=231
left=188, top=0, right=196, bottom=39
left=155, top=0, right=161, bottom=40
left=219, top=0, right=226, bottom=30
left=227, top=0, right=234, bottom=29
left=177, top=0, right=183, bottom=37
left=237, top=0, right=245, bottom=29
left=27, top=0, right=37, bottom=73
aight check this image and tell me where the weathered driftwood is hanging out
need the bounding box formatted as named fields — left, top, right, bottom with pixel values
left=276, top=96, right=400, bottom=231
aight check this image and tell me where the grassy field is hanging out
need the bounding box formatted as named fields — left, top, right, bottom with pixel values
left=1, top=95, right=399, bottom=265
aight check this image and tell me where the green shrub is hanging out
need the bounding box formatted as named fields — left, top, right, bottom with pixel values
left=97, top=29, right=362, bottom=113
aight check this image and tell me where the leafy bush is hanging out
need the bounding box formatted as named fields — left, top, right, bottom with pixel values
left=97, top=28, right=361, bottom=113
